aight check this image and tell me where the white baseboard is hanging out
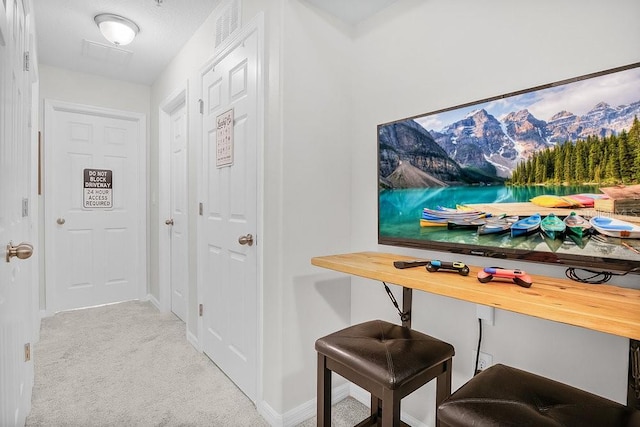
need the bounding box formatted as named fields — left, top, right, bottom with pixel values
left=260, top=384, right=428, bottom=426
left=186, top=329, right=199, bottom=350
left=258, top=383, right=350, bottom=427
left=146, top=294, right=161, bottom=311
left=257, top=400, right=282, bottom=427
left=284, top=382, right=350, bottom=427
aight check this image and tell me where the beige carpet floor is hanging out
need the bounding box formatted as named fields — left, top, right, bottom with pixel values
left=25, top=300, right=367, bottom=426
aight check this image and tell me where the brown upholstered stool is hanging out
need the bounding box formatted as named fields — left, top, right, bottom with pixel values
left=438, top=363, right=640, bottom=427
left=315, top=319, right=455, bottom=427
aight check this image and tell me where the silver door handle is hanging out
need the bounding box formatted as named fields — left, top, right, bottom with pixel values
left=6, top=241, right=33, bottom=263
left=56, top=218, right=65, bottom=225
left=165, top=219, right=174, bottom=225
left=238, top=234, right=254, bottom=246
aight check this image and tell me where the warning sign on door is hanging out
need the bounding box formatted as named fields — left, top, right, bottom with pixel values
left=83, top=168, right=113, bottom=209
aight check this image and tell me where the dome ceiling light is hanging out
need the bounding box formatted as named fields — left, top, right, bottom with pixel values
left=94, top=13, right=140, bottom=46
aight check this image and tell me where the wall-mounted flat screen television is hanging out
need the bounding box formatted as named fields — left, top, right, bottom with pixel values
left=378, top=62, right=640, bottom=273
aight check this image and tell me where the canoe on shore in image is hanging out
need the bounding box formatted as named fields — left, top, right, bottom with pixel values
left=447, top=214, right=513, bottom=230
left=477, top=216, right=519, bottom=235
left=589, top=216, right=640, bottom=239
left=447, top=218, right=484, bottom=230
left=530, top=193, right=608, bottom=209
left=436, top=204, right=483, bottom=213
left=421, top=205, right=486, bottom=227
left=540, top=213, right=566, bottom=240
left=420, top=217, right=449, bottom=227
left=530, top=195, right=582, bottom=208
left=422, top=208, right=485, bottom=219
left=563, top=212, right=592, bottom=239
left=511, top=213, right=541, bottom=238
left=565, top=193, right=609, bottom=208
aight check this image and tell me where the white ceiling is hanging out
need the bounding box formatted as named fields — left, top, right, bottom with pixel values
left=303, top=0, right=397, bottom=25
left=32, top=0, right=398, bottom=86
left=32, top=0, right=223, bottom=85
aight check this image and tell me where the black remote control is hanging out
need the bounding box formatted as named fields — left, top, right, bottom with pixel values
left=393, top=259, right=430, bottom=269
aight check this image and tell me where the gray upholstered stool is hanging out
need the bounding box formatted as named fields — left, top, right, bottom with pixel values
left=438, top=363, right=640, bottom=427
left=315, top=319, right=455, bottom=427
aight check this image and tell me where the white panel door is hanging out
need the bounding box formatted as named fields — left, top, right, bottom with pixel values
left=201, top=24, right=260, bottom=401
left=169, top=101, right=188, bottom=321
left=44, top=102, right=146, bottom=313
left=0, top=0, right=36, bottom=425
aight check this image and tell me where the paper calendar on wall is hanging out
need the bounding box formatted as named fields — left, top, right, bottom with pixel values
left=216, top=108, right=234, bottom=168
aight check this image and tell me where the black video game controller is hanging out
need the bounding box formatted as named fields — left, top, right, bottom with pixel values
left=426, top=260, right=470, bottom=276
left=477, top=267, right=532, bottom=288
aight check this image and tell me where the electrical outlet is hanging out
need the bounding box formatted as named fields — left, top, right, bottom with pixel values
left=472, top=350, right=492, bottom=373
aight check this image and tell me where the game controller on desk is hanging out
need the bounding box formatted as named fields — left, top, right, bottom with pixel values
left=426, top=260, right=470, bottom=276
left=477, top=267, right=533, bottom=288
left=393, top=259, right=470, bottom=276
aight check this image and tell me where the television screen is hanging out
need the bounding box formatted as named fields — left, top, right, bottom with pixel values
left=378, top=62, right=640, bottom=273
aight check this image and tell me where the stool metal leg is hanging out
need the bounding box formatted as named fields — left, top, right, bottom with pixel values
left=317, top=353, right=331, bottom=427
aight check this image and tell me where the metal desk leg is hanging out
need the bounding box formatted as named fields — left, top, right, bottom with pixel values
left=402, top=287, right=412, bottom=329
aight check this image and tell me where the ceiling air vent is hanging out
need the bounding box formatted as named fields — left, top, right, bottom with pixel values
left=215, top=0, right=241, bottom=49
left=82, top=39, right=133, bottom=66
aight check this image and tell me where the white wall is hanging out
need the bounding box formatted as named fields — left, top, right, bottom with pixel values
left=349, top=0, right=640, bottom=424
left=279, top=0, right=354, bottom=416
left=39, top=64, right=150, bottom=115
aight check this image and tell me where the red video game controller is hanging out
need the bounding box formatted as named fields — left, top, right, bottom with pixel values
left=477, top=267, right=533, bottom=288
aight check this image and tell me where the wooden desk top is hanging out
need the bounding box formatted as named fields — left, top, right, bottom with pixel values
left=311, top=252, right=640, bottom=340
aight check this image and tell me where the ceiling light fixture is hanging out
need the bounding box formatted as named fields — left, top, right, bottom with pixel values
left=94, top=13, right=140, bottom=46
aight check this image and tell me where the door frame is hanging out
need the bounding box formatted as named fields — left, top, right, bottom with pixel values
left=43, top=99, right=148, bottom=315
left=158, top=85, right=188, bottom=314
left=196, top=12, right=265, bottom=402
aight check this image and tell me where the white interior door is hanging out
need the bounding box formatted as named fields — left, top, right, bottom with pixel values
left=168, top=100, right=188, bottom=321
left=200, top=22, right=261, bottom=402
left=44, top=101, right=146, bottom=314
left=0, top=0, right=36, bottom=425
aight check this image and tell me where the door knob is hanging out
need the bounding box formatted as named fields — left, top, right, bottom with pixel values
left=238, top=234, right=254, bottom=246
left=6, top=242, right=33, bottom=263
left=165, top=219, right=174, bottom=225
left=56, top=218, right=65, bottom=225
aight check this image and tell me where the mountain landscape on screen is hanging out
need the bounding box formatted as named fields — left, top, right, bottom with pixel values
left=379, top=100, right=640, bottom=189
